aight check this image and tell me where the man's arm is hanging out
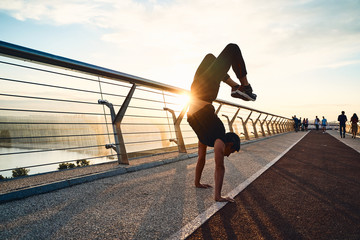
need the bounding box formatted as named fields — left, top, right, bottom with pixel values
left=213, top=139, right=234, bottom=202
left=195, top=141, right=212, bottom=188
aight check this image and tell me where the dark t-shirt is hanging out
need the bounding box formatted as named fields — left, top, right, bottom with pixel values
left=187, top=104, right=226, bottom=147
left=338, top=114, right=347, bottom=126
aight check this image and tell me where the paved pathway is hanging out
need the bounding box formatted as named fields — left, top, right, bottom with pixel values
left=1, top=130, right=358, bottom=239
left=186, top=131, right=360, bottom=240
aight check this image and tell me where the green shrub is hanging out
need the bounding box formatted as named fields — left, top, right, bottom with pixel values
left=68, top=163, right=76, bottom=168
left=58, top=163, right=67, bottom=170
left=58, top=160, right=89, bottom=170
left=58, top=163, right=76, bottom=170
left=76, top=159, right=90, bottom=167
left=0, top=175, right=11, bottom=180
left=12, top=168, right=30, bottom=178
left=58, top=160, right=90, bottom=171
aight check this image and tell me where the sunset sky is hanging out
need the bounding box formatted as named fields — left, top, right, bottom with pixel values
left=1, top=0, right=359, bottom=121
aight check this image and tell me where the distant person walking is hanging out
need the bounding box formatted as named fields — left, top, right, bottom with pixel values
left=350, top=113, right=358, bottom=138
left=338, top=111, right=347, bottom=138
left=314, top=116, right=320, bottom=131
left=321, top=116, right=327, bottom=133
left=293, top=115, right=299, bottom=132
left=305, top=118, right=309, bottom=131
left=302, top=118, right=306, bottom=131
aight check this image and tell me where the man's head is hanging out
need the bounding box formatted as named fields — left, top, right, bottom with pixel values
left=342, top=111, right=345, bottom=115
left=223, top=132, right=240, bottom=157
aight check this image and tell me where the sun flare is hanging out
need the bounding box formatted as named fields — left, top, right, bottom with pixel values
left=179, top=93, right=190, bottom=105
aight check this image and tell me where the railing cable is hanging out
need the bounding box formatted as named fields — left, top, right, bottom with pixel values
left=98, top=76, right=113, bottom=152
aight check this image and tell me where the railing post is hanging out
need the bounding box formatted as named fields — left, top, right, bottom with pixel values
left=222, top=107, right=240, bottom=133
left=277, top=118, right=282, bottom=133
left=164, top=103, right=189, bottom=154
left=279, top=119, right=285, bottom=132
left=215, top=103, right=223, bottom=115
left=266, top=116, right=273, bottom=135
left=273, top=118, right=277, bottom=134
left=98, top=83, right=136, bottom=165
left=289, top=120, right=293, bottom=131
left=283, top=119, right=288, bottom=132
left=271, top=117, right=278, bottom=134
left=238, top=111, right=252, bottom=140
left=252, top=113, right=261, bottom=138
left=249, top=118, right=257, bottom=138
left=279, top=118, right=284, bottom=133
left=260, top=114, right=267, bottom=137
left=281, top=119, right=286, bottom=133
left=287, top=119, right=291, bottom=131
left=275, top=118, right=281, bottom=133
left=282, top=119, right=288, bottom=132
left=288, top=119, right=292, bottom=131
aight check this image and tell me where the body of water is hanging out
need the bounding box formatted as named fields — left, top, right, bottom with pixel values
left=0, top=147, right=113, bottom=178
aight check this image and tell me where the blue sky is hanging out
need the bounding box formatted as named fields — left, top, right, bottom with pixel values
left=0, top=0, right=359, bottom=121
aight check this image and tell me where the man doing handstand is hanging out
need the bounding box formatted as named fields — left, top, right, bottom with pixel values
left=187, top=43, right=257, bottom=202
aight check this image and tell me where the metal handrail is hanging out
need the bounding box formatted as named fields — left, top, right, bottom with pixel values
left=0, top=40, right=290, bottom=120
left=0, top=41, right=186, bottom=94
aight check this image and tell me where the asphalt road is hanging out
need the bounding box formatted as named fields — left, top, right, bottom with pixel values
left=187, top=131, right=360, bottom=240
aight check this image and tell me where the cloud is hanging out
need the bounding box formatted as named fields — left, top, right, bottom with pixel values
left=319, top=60, right=360, bottom=69
left=1, top=0, right=359, bottom=89
left=2, top=0, right=359, bottom=54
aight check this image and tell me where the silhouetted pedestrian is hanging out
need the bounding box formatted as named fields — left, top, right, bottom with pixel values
left=301, top=118, right=306, bottom=131
left=305, top=118, right=309, bottom=131
left=322, top=116, right=327, bottom=133
left=338, top=111, right=347, bottom=138
left=350, top=113, right=358, bottom=138
left=314, top=116, right=320, bottom=131
left=293, top=115, right=299, bottom=132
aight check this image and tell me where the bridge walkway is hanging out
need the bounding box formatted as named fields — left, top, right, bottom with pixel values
left=0, top=130, right=359, bottom=240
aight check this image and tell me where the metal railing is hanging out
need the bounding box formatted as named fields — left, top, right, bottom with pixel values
left=0, top=41, right=293, bottom=178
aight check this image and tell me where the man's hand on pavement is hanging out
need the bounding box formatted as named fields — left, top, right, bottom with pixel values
left=215, top=196, right=235, bottom=202
left=195, top=183, right=212, bottom=188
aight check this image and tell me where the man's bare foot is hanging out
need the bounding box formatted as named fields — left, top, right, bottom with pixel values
left=215, top=196, right=235, bottom=202
left=195, top=183, right=212, bottom=188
